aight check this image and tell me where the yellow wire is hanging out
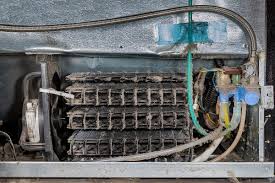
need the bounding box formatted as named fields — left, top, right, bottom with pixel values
left=222, top=103, right=230, bottom=129
left=206, top=113, right=216, bottom=125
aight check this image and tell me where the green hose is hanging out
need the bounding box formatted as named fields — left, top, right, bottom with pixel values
left=187, top=0, right=208, bottom=136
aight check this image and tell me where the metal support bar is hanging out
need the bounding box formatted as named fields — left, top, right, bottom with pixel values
left=0, top=162, right=273, bottom=178
left=39, top=56, right=55, bottom=160
left=258, top=52, right=266, bottom=161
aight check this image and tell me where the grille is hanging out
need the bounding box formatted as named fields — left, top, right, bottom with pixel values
left=68, top=130, right=189, bottom=158
left=67, top=106, right=188, bottom=130
left=65, top=83, right=186, bottom=106
left=65, top=72, right=191, bottom=161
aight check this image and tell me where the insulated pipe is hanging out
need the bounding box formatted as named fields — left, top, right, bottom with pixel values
left=0, top=5, right=257, bottom=58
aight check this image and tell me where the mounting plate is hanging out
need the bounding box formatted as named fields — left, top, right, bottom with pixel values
left=261, top=85, right=274, bottom=109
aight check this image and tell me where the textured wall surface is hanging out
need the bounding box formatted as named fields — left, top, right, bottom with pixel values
left=0, top=0, right=266, bottom=55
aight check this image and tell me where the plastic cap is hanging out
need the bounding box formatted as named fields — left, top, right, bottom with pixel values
left=245, top=91, right=260, bottom=106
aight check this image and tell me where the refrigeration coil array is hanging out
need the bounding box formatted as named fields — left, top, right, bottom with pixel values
left=65, top=72, right=192, bottom=160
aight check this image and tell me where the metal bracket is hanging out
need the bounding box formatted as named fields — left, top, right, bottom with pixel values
left=261, top=85, right=274, bottom=109
left=0, top=162, right=273, bottom=178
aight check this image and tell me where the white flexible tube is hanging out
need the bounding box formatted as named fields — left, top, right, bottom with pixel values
left=192, top=136, right=224, bottom=162
left=211, top=103, right=247, bottom=162
left=192, top=102, right=242, bottom=162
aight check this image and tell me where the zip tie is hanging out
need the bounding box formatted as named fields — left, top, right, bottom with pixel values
left=39, top=88, right=75, bottom=99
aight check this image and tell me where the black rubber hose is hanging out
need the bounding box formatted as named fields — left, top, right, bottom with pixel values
left=0, top=5, right=257, bottom=57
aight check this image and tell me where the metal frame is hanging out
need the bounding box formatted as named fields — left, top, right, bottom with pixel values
left=0, top=162, right=273, bottom=178
left=39, top=55, right=56, bottom=161
left=259, top=51, right=266, bottom=162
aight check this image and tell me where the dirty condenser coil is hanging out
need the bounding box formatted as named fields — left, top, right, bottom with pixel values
left=65, top=72, right=192, bottom=161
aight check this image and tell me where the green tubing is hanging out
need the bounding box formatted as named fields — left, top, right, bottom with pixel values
left=187, top=0, right=208, bottom=136
left=187, top=52, right=208, bottom=135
